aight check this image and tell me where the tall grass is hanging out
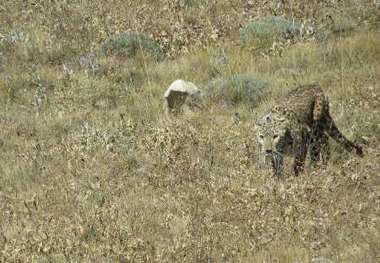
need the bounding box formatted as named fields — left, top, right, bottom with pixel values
left=0, top=1, right=379, bottom=262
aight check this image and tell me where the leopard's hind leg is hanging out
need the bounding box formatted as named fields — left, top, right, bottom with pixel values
left=309, top=127, right=330, bottom=166
left=322, top=114, right=363, bottom=157
left=293, top=128, right=309, bottom=176
left=312, top=86, right=363, bottom=158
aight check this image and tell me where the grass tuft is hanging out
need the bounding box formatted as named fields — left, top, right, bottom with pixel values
left=100, top=32, right=163, bottom=61
left=240, top=16, right=302, bottom=48
left=0, top=1, right=379, bottom=261
left=206, top=74, right=269, bottom=106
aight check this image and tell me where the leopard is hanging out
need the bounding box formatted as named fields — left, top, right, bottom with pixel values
left=255, top=84, right=363, bottom=177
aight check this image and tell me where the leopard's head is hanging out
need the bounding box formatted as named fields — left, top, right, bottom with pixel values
left=255, top=112, right=291, bottom=176
left=186, top=89, right=203, bottom=109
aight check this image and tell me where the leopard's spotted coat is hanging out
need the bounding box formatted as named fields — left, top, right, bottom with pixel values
left=255, top=84, right=363, bottom=176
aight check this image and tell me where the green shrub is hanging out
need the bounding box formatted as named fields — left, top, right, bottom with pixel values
left=100, top=32, right=163, bottom=60
left=205, top=74, right=269, bottom=106
left=0, top=30, right=31, bottom=60
left=240, top=16, right=302, bottom=47
left=0, top=30, right=29, bottom=47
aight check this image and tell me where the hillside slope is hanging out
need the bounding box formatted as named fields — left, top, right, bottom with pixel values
left=0, top=1, right=379, bottom=262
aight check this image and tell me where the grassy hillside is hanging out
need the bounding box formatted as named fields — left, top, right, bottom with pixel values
left=0, top=1, right=379, bottom=262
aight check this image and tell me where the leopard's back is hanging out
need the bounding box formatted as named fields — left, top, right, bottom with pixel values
left=272, top=84, right=327, bottom=127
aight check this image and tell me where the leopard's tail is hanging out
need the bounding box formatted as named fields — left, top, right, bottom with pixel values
left=322, top=114, right=363, bottom=157
left=311, top=84, right=363, bottom=157
left=312, top=84, right=328, bottom=122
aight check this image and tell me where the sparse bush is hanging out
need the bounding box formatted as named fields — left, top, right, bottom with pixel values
left=0, top=30, right=29, bottom=47
left=316, top=16, right=357, bottom=42
left=205, top=74, right=269, bottom=106
left=79, top=53, right=99, bottom=78
left=0, top=76, right=24, bottom=103
left=330, top=16, right=356, bottom=34
left=240, top=16, right=302, bottom=47
left=100, top=32, right=163, bottom=61
left=0, top=30, right=32, bottom=62
left=95, top=58, right=146, bottom=91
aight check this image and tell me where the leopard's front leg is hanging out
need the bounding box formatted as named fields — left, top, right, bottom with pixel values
left=292, top=129, right=308, bottom=176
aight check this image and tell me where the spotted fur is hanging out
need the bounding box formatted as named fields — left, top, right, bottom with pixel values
left=255, top=84, right=363, bottom=176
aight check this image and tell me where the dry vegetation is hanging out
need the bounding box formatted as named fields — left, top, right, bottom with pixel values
left=0, top=0, right=379, bottom=262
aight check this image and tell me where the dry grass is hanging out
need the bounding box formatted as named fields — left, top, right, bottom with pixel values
left=0, top=1, right=379, bottom=262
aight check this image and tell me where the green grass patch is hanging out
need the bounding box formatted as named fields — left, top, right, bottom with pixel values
left=240, top=16, right=302, bottom=48
left=205, top=74, right=269, bottom=106
left=100, top=32, right=163, bottom=61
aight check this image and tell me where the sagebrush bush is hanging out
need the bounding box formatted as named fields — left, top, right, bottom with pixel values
left=0, top=30, right=32, bottom=62
left=205, top=74, right=269, bottom=106
left=100, top=32, right=163, bottom=60
left=240, top=16, right=302, bottom=47
left=0, top=30, right=29, bottom=46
